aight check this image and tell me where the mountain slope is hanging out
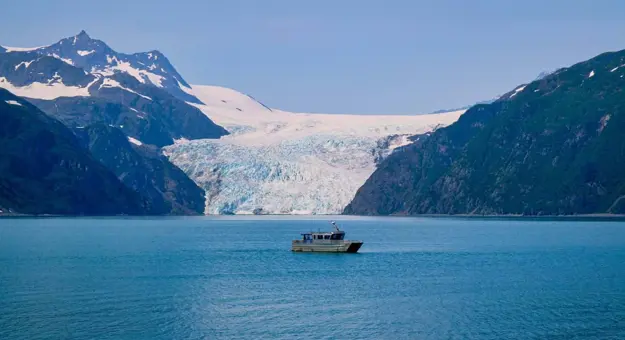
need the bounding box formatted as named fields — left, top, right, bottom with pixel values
left=74, top=124, right=205, bottom=215
left=345, top=49, right=625, bottom=215
left=0, top=88, right=146, bottom=215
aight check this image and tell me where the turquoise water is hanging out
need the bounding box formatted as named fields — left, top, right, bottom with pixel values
left=1, top=216, right=624, bottom=339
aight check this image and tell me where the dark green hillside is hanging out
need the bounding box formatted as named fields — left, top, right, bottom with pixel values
left=345, top=49, right=625, bottom=215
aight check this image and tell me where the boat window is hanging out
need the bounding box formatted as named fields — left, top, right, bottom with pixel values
left=324, top=235, right=330, bottom=239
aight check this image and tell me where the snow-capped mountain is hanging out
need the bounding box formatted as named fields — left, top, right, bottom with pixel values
left=0, top=32, right=228, bottom=146
left=1, top=30, right=199, bottom=103
left=164, top=84, right=465, bottom=214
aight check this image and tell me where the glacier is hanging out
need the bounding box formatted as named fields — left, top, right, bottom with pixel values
left=165, top=133, right=403, bottom=215
left=164, top=85, right=465, bottom=215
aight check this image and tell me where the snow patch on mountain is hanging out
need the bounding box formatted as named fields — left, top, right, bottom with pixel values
left=164, top=84, right=465, bottom=215
left=0, top=75, right=95, bottom=100
left=77, top=50, right=95, bottom=56
left=95, top=56, right=165, bottom=88
left=4, top=100, right=22, bottom=106
left=128, top=136, right=143, bottom=146
left=99, top=78, right=152, bottom=101
left=49, top=53, right=74, bottom=66
left=509, top=85, right=526, bottom=99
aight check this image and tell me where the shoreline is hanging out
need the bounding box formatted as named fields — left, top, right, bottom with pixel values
left=2, top=213, right=625, bottom=219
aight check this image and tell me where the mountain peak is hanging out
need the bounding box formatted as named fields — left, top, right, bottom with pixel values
left=77, top=30, right=90, bottom=39
left=72, top=30, right=92, bottom=45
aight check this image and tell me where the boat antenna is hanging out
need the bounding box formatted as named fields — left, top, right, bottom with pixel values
left=330, top=220, right=340, bottom=231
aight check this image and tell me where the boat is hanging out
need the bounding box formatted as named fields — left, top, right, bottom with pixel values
left=291, top=221, right=363, bottom=253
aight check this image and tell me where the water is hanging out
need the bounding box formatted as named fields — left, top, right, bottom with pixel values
left=1, top=216, right=624, bottom=340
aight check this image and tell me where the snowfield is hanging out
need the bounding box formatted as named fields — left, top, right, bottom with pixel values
left=164, top=84, right=465, bottom=215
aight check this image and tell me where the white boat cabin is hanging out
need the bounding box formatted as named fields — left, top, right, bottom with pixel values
left=300, top=230, right=345, bottom=242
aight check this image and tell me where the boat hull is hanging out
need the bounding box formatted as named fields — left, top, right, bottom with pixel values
left=291, top=241, right=363, bottom=253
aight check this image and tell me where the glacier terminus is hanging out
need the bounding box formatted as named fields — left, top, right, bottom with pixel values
left=164, top=85, right=464, bottom=215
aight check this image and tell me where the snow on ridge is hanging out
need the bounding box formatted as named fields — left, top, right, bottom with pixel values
left=77, top=50, right=95, bottom=56
left=14, top=60, right=35, bottom=70
left=99, top=78, right=152, bottom=101
left=509, top=85, right=527, bottom=99
left=96, top=57, right=165, bottom=88
left=127, top=136, right=143, bottom=146
left=588, top=70, right=595, bottom=78
left=4, top=100, right=22, bottom=106
left=188, top=84, right=273, bottom=115
left=49, top=53, right=74, bottom=66
left=0, top=76, right=93, bottom=100
left=610, top=64, right=624, bottom=72
left=1, top=45, right=47, bottom=52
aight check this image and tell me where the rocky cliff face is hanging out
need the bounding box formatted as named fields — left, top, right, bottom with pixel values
left=345, top=49, right=625, bottom=215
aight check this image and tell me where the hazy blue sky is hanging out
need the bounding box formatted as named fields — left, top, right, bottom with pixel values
left=2, top=0, right=625, bottom=114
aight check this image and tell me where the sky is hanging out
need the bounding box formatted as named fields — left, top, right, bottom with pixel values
left=1, top=0, right=625, bottom=114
